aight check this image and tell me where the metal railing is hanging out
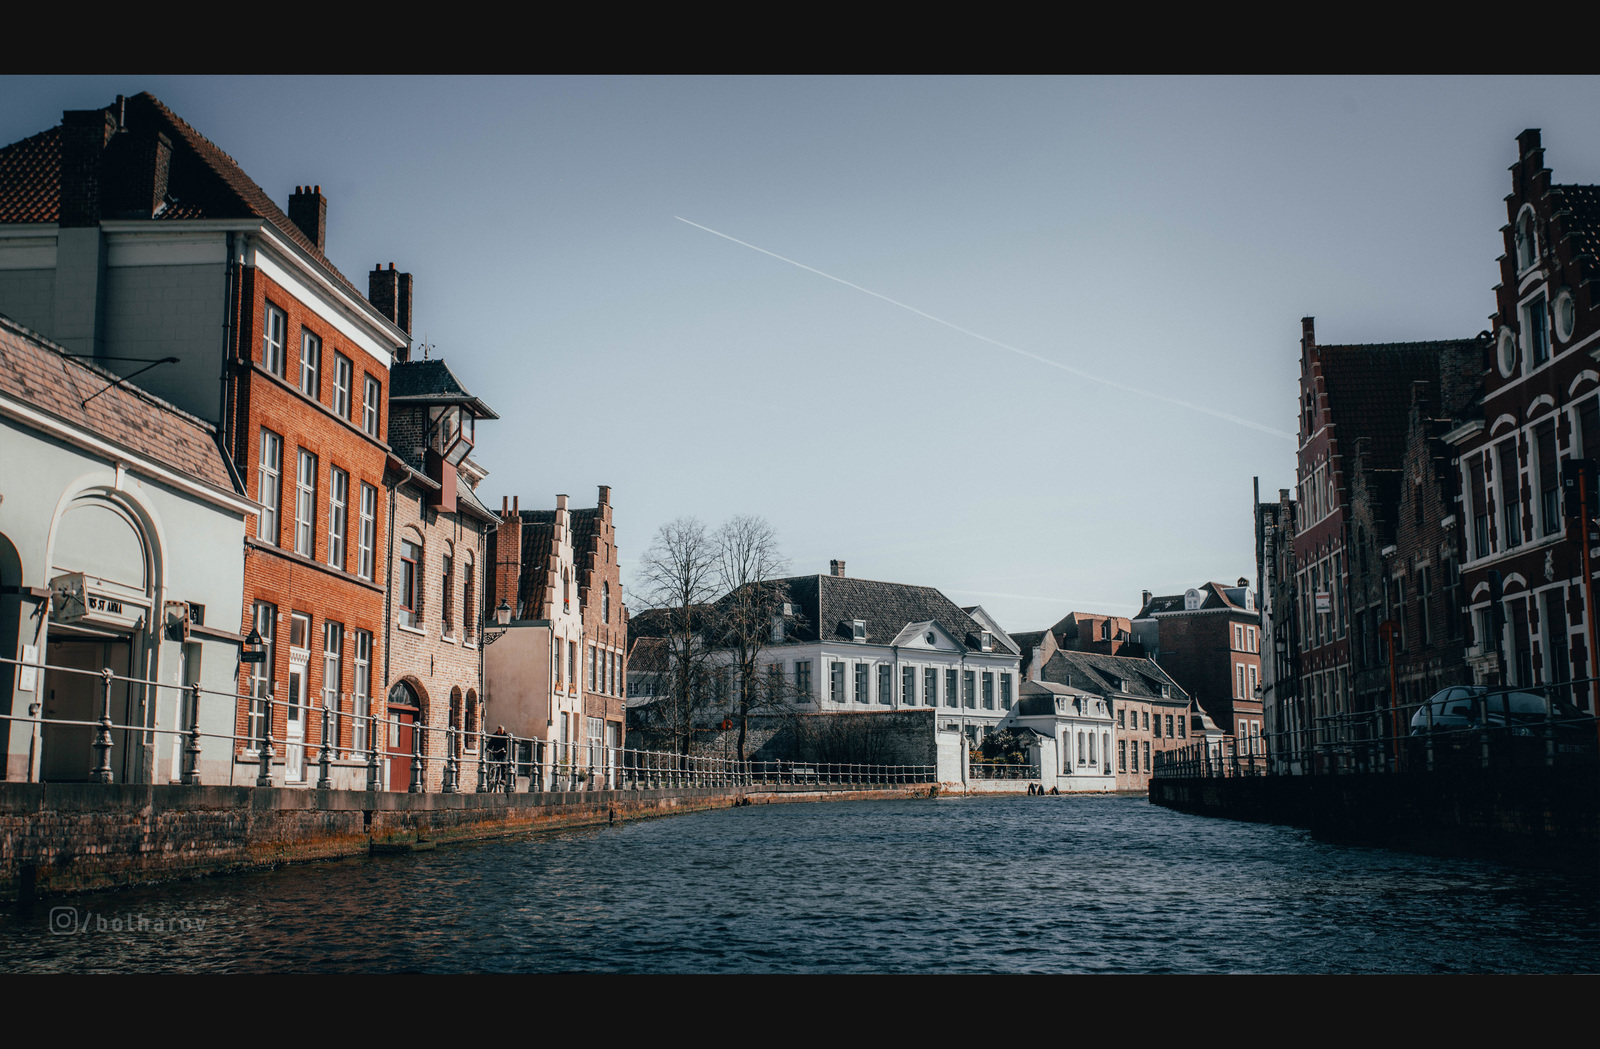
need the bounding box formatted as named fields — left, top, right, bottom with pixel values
left=967, top=760, right=1040, bottom=780
left=1154, top=678, right=1600, bottom=779
left=0, top=652, right=938, bottom=794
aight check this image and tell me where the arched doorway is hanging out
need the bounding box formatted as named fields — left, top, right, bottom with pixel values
left=387, top=679, right=423, bottom=790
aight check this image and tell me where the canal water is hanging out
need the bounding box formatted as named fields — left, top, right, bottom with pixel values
left=2, top=794, right=1596, bottom=973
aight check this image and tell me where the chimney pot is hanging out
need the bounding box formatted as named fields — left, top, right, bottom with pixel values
left=830, top=559, right=846, bottom=577
left=513, top=496, right=519, bottom=514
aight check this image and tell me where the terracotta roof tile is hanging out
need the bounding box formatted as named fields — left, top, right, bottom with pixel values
left=0, top=314, right=237, bottom=494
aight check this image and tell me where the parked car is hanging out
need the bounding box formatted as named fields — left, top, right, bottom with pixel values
left=1410, top=685, right=1596, bottom=755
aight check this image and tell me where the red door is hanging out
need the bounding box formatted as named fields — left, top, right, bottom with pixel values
left=388, top=708, right=415, bottom=790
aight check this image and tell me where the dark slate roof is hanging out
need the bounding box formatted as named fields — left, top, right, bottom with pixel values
left=0, top=93, right=369, bottom=304
left=1038, top=649, right=1187, bottom=704
left=1009, top=630, right=1046, bottom=652
left=762, top=574, right=1002, bottom=653
left=0, top=313, right=237, bottom=495
left=388, top=359, right=498, bottom=418
left=1135, top=582, right=1252, bottom=619
left=1552, top=184, right=1600, bottom=262
left=1318, top=340, right=1477, bottom=472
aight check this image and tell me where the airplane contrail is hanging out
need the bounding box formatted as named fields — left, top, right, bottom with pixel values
left=676, top=216, right=1296, bottom=442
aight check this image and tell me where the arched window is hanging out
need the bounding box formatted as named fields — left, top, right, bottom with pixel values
left=465, top=689, right=479, bottom=745
left=1516, top=209, right=1537, bottom=271
left=449, top=687, right=463, bottom=752
left=563, top=569, right=571, bottom=613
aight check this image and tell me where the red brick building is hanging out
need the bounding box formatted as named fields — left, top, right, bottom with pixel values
left=1133, top=581, right=1262, bottom=741
left=0, top=94, right=411, bottom=786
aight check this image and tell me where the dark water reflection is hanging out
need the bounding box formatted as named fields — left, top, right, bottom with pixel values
left=2, top=795, right=1597, bottom=973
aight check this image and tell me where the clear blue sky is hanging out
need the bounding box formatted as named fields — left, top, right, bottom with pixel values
left=6, top=76, right=1600, bottom=629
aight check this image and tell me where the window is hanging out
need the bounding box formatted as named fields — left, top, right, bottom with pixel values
left=363, top=376, right=381, bottom=438
left=462, top=557, right=475, bottom=640
left=441, top=552, right=455, bottom=637
left=902, top=666, right=915, bottom=706
left=767, top=662, right=782, bottom=703
left=1142, top=711, right=1149, bottom=731
left=855, top=663, right=869, bottom=704
left=1118, top=739, right=1127, bottom=773
left=878, top=664, right=891, bottom=705
left=924, top=667, right=938, bottom=706
left=852, top=619, right=866, bottom=642
left=980, top=631, right=993, bottom=651
left=1248, top=663, right=1259, bottom=697
left=1499, top=439, right=1522, bottom=548
left=981, top=671, right=994, bottom=709
left=1000, top=673, right=1012, bottom=710
left=1236, top=663, right=1246, bottom=699
left=1165, top=714, right=1174, bottom=738
left=1525, top=293, right=1550, bottom=367
left=1234, top=624, right=1244, bottom=650
left=568, top=641, right=576, bottom=686
left=1117, top=707, right=1126, bottom=729
left=399, top=539, right=422, bottom=629
left=294, top=450, right=317, bottom=557
left=1469, top=457, right=1491, bottom=559
left=795, top=661, right=812, bottom=701
left=332, top=353, right=352, bottom=419
left=1247, top=626, right=1257, bottom=652
left=1078, top=731, right=1086, bottom=766
left=353, top=629, right=371, bottom=755
left=830, top=662, right=844, bottom=704
left=602, top=581, right=611, bottom=624
left=263, top=304, right=286, bottom=377
left=1537, top=421, right=1560, bottom=537
left=589, top=644, right=597, bottom=691
left=1143, top=741, right=1151, bottom=772
left=1516, top=210, right=1537, bottom=271
left=1152, top=714, right=1161, bottom=739
left=300, top=330, right=321, bottom=398
left=1177, top=715, right=1186, bottom=739
left=323, top=621, right=344, bottom=750
left=962, top=670, right=975, bottom=708
left=357, top=484, right=376, bottom=581
left=327, top=467, right=348, bottom=570
left=945, top=669, right=958, bottom=708
left=256, top=430, right=282, bottom=543
left=247, top=601, right=276, bottom=746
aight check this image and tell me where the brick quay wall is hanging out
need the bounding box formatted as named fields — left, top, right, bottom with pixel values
left=2, top=782, right=935, bottom=902
left=1149, top=768, right=1599, bottom=863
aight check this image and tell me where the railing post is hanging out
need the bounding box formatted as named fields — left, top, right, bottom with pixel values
left=317, top=699, right=334, bottom=789
left=443, top=725, right=459, bottom=793
left=258, top=694, right=275, bottom=787
left=366, top=711, right=381, bottom=792
left=181, top=682, right=203, bottom=786
left=409, top=721, right=424, bottom=793
left=91, top=667, right=115, bottom=783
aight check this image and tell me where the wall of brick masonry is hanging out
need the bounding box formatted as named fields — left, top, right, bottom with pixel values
left=0, top=781, right=934, bottom=901
left=1149, top=768, right=1599, bottom=861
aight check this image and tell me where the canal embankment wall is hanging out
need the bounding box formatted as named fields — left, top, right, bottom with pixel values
left=1150, top=767, right=1600, bottom=861
left=0, top=781, right=935, bottom=901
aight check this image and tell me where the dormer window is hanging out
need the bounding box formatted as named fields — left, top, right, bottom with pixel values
left=852, top=619, right=866, bottom=642
left=1119, top=679, right=1130, bottom=694
left=925, top=631, right=936, bottom=645
left=981, top=631, right=993, bottom=652
left=1161, top=684, right=1171, bottom=698
left=772, top=615, right=785, bottom=643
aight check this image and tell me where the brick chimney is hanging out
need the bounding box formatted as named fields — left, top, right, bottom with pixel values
left=830, top=560, right=846, bottom=577
left=368, top=262, right=414, bottom=353
left=104, top=126, right=172, bottom=219
left=288, top=186, right=327, bottom=254
left=1141, top=589, right=1151, bottom=609
left=59, top=107, right=119, bottom=228
left=491, top=496, right=524, bottom=618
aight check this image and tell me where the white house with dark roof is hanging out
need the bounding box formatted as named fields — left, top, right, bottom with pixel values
left=719, top=560, right=1023, bottom=747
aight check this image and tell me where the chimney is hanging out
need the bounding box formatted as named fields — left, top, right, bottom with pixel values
left=490, top=496, right=524, bottom=619
left=59, top=107, right=119, bottom=228
left=288, top=185, right=327, bottom=254
left=368, top=262, right=414, bottom=353
left=598, top=484, right=611, bottom=507
left=1141, top=589, right=1151, bottom=609
left=830, top=560, right=846, bottom=577
left=104, top=123, right=173, bottom=219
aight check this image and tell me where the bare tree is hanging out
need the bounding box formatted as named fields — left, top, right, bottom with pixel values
left=714, top=515, right=789, bottom=760
left=633, top=517, right=720, bottom=755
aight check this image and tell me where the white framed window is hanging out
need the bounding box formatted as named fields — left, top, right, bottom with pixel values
left=256, top=429, right=281, bottom=543
left=902, top=666, right=915, bottom=706
left=300, top=330, right=321, bottom=398
left=795, top=661, right=812, bottom=701
left=851, top=619, right=866, bottom=642
left=333, top=352, right=352, bottom=419
left=1000, top=673, right=1012, bottom=709
left=945, top=668, right=958, bottom=708
left=1515, top=208, right=1537, bottom=272
left=1523, top=293, right=1550, bottom=368
left=924, top=667, right=938, bottom=706
left=854, top=663, right=869, bottom=704
left=262, top=304, right=286, bottom=377
left=1234, top=624, right=1244, bottom=650
left=830, top=661, right=844, bottom=703
left=294, top=449, right=317, bottom=557
left=357, top=483, right=376, bottom=580
left=1247, top=626, right=1257, bottom=652
left=877, top=664, right=892, bottom=705
left=323, top=621, right=343, bottom=748
left=247, top=601, right=276, bottom=746
left=981, top=671, right=994, bottom=709
left=353, top=629, right=371, bottom=755
left=400, top=539, right=422, bottom=629
left=328, top=467, right=348, bottom=571
left=962, top=670, right=975, bottom=708
left=1236, top=663, right=1246, bottom=699
left=363, top=375, right=381, bottom=438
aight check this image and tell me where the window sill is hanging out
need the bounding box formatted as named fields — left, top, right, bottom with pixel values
left=396, top=622, right=427, bottom=638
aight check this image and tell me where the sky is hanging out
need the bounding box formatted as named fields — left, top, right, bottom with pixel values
left=6, top=75, right=1600, bottom=631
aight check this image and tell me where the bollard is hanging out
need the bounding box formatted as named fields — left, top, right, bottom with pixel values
left=409, top=722, right=424, bottom=793
left=317, top=699, right=333, bottom=789
left=181, top=682, right=203, bottom=786
left=91, top=667, right=115, bottom=783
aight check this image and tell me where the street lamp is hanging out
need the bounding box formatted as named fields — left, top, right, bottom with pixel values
left=482, top=601, right=513, bottom=645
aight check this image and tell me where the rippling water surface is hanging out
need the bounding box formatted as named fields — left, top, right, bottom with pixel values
left=2, top=795, right=1597, bottom=973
